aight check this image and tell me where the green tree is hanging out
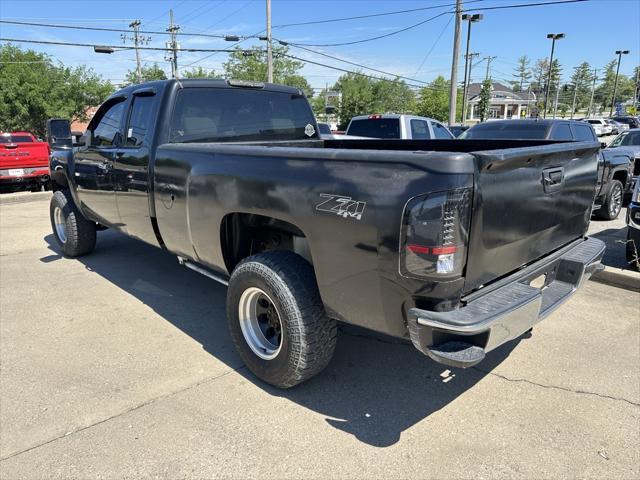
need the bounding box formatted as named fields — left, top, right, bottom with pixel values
left=124, top=63, right=167, bottom=85
left=222, top=45, right=312, bottom=97
left=511, top=55, right=531, bottom=92
left=372, top=79, right=416, bottom=114
left=595, top=59, right=635, bottom=110
left=415, top=76, right=461, bottom=122
left=476, top=79, right=493, bottom=121
left=569, top=62, right=593, bottom=112
left=0, top=44, right=113, bottom=137
left=333, top=72, right=375, bottom=129
left=182, top=66, right=219, bottom=78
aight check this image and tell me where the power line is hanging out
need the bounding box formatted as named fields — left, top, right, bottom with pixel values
left=0, top=19, right=258, bottom=40
left=281, top=0, right=589, bottom=47
left=412, top=13, right=454, bottom=78
left=272, top=1, right=482, bottom=28
left=0, top=37, right=253, bottom=53
left=277, top=40, right=430, bottom=85
left=182, top=28, right=266, bottom=68
left=282, top=11, right=451, bottom=47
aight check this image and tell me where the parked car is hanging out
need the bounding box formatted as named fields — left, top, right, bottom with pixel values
left=606, top=129, right=640, bottom=187
left=0, top=131, right=51, bottom=193
left=47, top=79, right=605, bottom=388
left=609, top=119, right=629, bottom=134
left=345, top=114, right=455, bottom=139
left=317, top=122, right=331, bottom=135
left=605, top=119, right=620, bottom=135
left=611, top=116, right=640, bottom=129
left=584, top=118, right=612, bottom=136
left=461, top=119, right=634, bottom=220
left=449, top=125, right=470, bottom=137
left=626, top=179, right=640, bottom=270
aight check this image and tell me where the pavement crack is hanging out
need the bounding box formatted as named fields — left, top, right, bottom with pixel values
left=0, top=364, right=246, bottom=462
left=474, top=367, right=640, bottom=407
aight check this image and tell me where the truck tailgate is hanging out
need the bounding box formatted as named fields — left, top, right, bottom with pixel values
left=464, top=141, right=600, bottom=292
left=0, top=142, right=50, bottom=169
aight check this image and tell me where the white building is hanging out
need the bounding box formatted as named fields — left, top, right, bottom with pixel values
left=466, top=82, right=537, bottom=121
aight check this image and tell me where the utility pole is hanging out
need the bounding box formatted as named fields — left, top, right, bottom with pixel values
left=484, top=55, right=496, bottom=81
left=266, top=0, right=273, bottom=83
left=448, top=0, right=463, bottom=126
left=129, top=20, right=142, bottom=83
left=461, top=13, right=482, bottom=125
left=543, top=33, right=565, bottom=118
left=166, top=9, right=180, bottom=79
left=587, top=68, right=598, bottom=117
left=610, top=49, right=630, bottom=117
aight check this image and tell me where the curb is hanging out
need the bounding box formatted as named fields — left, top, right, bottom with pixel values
left=0, top=191, right=52, bottom=206
left=590, top=266, right=640, bottom=292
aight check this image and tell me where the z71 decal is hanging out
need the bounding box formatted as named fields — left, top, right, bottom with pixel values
left=316, top=194, right=366, bottom=220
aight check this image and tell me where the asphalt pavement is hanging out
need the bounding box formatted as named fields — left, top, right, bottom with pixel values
left=0, top=195, right=638, bottom=479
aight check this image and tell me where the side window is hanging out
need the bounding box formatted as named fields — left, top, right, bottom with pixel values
left=92, top=100, right=125, bottom=147
left=572, top=124, right=596, bottom=142
left=125, top=94, right=155, bottom=147
left=410, top=119, right=430, bottom=139
left=550, top=123, right=573, bottom=140
left=431, top=121, right=453, bottom=139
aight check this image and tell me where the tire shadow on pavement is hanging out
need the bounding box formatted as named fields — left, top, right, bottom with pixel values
left=43, top=230, right=520, bottom=448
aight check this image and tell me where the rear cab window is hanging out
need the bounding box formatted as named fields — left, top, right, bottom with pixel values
left=463, top=122, right=549, bottom=139
left=0, top=134, right=34, bottom=143
left=347, top=118, right=401, bottom=138
left=169, top=88, right=318, bottom=143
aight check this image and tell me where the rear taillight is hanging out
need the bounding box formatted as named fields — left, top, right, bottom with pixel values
left=400, top=188, right=472, bottom=279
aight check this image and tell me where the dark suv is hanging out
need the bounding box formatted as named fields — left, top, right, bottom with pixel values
left=461, top=119, right=634, bottom=220
left=612, top=116, right=640, bottom=129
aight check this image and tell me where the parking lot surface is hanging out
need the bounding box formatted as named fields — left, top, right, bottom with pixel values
left=1, top=196, right=639, bottom=479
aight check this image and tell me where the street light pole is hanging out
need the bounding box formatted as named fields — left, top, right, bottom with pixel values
left=609, top=49, right=629, bottom=117
left=266, top=0, right=273, bottom=83
left=461, top=13, right=483, bottom=124
left=448, top=0, right=463, bottom=126
left=543, top=33, right=564, bottom=118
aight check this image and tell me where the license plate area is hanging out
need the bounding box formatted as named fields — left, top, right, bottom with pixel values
left=8, top=168, right=25, bottom=176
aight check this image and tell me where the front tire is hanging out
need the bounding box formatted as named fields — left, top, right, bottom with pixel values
left=227, top=251, right=336, bottom=388
left=50, top=189, right=96, bottom=257
left=595, top=180, right=623, bottom=220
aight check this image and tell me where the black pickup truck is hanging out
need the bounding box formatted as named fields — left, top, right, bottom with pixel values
left=48, top=79, right=605, bottom=388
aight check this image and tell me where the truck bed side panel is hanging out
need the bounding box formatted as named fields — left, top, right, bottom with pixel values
left=153, top=144, right=474, bottom=336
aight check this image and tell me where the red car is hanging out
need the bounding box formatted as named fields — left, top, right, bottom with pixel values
left=0, top=132, right=51, bottom=192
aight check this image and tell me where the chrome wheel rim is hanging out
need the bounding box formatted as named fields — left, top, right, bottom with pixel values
left=610, top=184, right=622, bottom=217
left=53, top=206, right=67, bottom=243
left=238, top=287, right=283, bottom=360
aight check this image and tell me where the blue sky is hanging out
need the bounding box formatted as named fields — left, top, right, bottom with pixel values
left=0, top=0, right=638, bottom=89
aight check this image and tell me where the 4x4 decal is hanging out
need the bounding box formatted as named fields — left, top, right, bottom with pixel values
left=316, top=194, right=366, bottom=220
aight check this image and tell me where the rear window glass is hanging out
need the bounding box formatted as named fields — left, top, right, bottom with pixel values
left=317, top=123, right=331, bottom=134
left=347, top=118, right=400, bottom=138
left=169, top=88, right=317, bottom=143
left=549, top=123, right=573, bottom=141
left=0, top=135, right=33, bottom=143
left=587, top=120, right=602, bottom=125
left=462, top=122, right=549, bottom=139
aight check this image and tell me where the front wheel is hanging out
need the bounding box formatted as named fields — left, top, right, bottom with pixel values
left=595, top=180, right=623, bottom=220
left=50, top=189, right=96, bottom=257
left=227, top=251, right=336, bottom=388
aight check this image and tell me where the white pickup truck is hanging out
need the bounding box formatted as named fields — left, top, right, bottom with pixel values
left=345, top=114, right=455, bottom=139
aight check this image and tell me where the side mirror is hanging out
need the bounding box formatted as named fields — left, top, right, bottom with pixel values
left=600, top=142, right=607, bottom=149
left=46, top=118, right=73, bottom=147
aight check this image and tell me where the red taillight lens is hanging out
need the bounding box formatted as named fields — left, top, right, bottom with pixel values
left=400, top=188, right=472, bottom=278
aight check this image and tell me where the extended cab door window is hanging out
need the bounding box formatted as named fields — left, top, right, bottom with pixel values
left=571, top=123, right=596, bottom=141
left=410, top=119, right=430, bottom=139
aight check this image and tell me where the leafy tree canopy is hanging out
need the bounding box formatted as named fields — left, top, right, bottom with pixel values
left=415, top=76, right=462, bottom=122
left=124, top=63, right=168, bottom=85
left=0, top=44, right=113, bottom=137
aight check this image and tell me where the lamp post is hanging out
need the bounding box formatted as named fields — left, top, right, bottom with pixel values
left=609, top=49, right=630, bottom=117
left=461, top=13, right=483, bottom=124
left=543, top=33, right=564, bottom=118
